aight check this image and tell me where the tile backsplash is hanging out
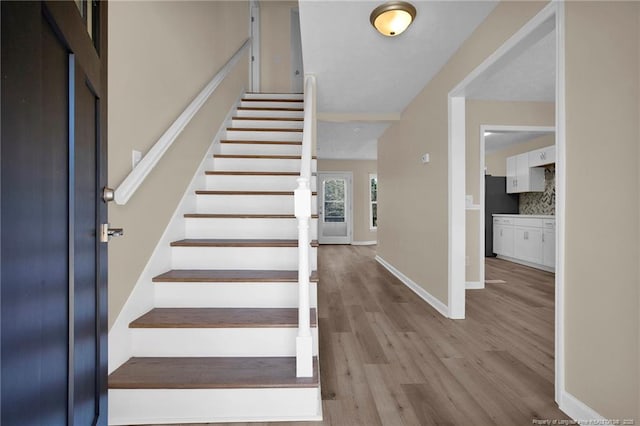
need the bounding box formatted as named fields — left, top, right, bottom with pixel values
left=520, top=165, right=555, bottom=215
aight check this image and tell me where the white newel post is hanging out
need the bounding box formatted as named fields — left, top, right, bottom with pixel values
left=295, top=177, right=313, bottom=377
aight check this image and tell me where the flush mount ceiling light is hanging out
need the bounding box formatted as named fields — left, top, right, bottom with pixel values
left=370, top=1, right=417, bottom=37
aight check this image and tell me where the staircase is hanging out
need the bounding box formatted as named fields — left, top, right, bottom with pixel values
left=108, top=93, right=322, bottom=425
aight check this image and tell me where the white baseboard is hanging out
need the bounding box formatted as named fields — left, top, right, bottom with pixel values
left=559, top=391, right=605, bottom=424
left=465, top=281, right=484, bottom=289
left=375, top=255, right=449, bottom=318
left=351, top=240, right=377, bottom=246
left=496, top=255, right=555, bottom=273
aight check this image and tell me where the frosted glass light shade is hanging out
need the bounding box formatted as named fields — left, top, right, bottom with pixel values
left=370, top=2, right=416, bottom=37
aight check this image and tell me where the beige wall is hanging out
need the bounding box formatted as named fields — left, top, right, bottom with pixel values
left=108, top=1, right=249, bottom=328
left=485, top=133, right=555, bottom=176
left=465, top=101, right=554, bottom=282
left=260, top=1, right=297, bottom=92
left=378, top=1, right=548, bottom=305
left=564, top=1, right=639, bottom=418
left=318, top=160, right=377, bottom=243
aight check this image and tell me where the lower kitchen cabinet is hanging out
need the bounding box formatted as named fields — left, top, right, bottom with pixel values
left=492, top=215, right=555, bottom=272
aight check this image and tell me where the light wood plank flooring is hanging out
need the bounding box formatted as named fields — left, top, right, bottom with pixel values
left=161, top=245, right=569, bottom=426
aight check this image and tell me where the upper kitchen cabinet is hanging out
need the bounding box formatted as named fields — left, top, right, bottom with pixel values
left=506, top=152, right=545, bottom=193
left=529, top=145, right=556, bottom=167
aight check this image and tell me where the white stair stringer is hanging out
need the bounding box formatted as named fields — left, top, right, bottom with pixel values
left=110, top=91, right=321, bottom=425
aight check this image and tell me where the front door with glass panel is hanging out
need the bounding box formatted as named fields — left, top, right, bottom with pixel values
left=318, top=172, right=352, bottom=244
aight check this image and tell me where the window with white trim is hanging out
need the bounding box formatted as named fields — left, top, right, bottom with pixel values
left=369, top=174, right=377, bottom=230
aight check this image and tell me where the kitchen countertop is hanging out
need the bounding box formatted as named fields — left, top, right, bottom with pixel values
left=493, top=214, right=555, bottom=219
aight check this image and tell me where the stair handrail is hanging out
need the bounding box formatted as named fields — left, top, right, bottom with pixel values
left=113, top=39, right=251, bottom=205
left=294, top=74, right=316, bottom=377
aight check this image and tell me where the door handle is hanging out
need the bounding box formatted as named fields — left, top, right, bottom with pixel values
left=295, top=70, right=300, bottom=76
left=100, top=223, right=124, bottom=243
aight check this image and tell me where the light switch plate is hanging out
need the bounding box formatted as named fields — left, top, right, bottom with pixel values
left=421, top=153, right=430, bottom=164
left=132, top=150, right=142, bottom=169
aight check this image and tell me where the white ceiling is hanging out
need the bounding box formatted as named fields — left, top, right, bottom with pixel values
left=316, top=121, right=389, bottom=160
left=468, top=29, right=556, bottom=102
left=299, top=0, right=498, bottom=114
left=484, top=130, right=554, bottom=154
left=299, top=0, right=498, bottom=160
left=298, top=1, right=555, bottom=160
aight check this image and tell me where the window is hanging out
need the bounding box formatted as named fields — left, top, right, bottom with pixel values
left=323, top=178, right=346, bottom=223
left=369, top=174, right=377, bottom=230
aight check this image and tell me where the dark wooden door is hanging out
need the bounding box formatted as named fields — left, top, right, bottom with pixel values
left=1, top=1, right=108, bottom=425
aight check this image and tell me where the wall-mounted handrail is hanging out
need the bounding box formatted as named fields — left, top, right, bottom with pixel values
left=294, top=75, right=316, bottom=378
left=113, top=39, right=251, bottom=205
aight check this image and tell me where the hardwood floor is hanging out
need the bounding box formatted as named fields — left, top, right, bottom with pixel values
left=159, top=245, right=569, bottom=426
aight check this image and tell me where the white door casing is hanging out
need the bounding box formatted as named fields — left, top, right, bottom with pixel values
left=291, top=9, right=304, bottom=93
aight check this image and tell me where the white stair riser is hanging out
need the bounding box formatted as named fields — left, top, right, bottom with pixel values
left=108, top=388, right=321, bottom=426
left=196, top=194, right=318, bottom=214
left=154, top=282, right=318, bottom=308
left=230, top=119, right=303, bottom=129
left=213, top=158, right=316, bottom=172
left=130, top=328, right=319, bottom=357
left=205, top=175, right=316, bottom=191
left=185, top=218, right=318, bottom=239
left=240, top=100, right=303, bottom=109
left=225, top=130, right=302, bottom=142
left=171, top=246, right=318, bottom=270
left=219, top=143, right=302, bottom=156
left=243, top=93, right=303, bottom=100
left=236, top=109, right=304, bottom=119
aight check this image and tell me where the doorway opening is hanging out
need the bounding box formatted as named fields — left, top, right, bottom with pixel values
left=448, top=1, right=565, bottom=404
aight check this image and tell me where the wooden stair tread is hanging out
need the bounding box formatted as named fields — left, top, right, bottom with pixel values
left=237, top=106, right=303, bottom=112
left=232, top=117, right=304, bottom=122
left=205, top=171, right=300, bottom=176
left=215, top=154, right=316, bottom=159
left=195, top=190, right=317, bottom=196
left=227, top=127, right=302, bottom=132
left=129, top=307, right=317, bottom=329
left=108, top=356, right=319, bottom=389
left=152, top=269, right=319, bottom=283
left=170, top=238, right=319, bottom=247
left=220, top=140, right=302, bottom=145
left=241, top=98, right=303, bottom=102
left=184, top=213, right=318, bottom=219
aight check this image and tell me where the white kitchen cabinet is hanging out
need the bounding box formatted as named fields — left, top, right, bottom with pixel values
left=529, top=145, right=556, bottom=167
left=514, top=226, right=543, bottom=264
left=492, top=215, right=555, bottom=272
left=506, top=153, right=545, bottom=193
left=542, top=219, right=556, bottom=268
left=493, top=217, right=514, bottom=257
